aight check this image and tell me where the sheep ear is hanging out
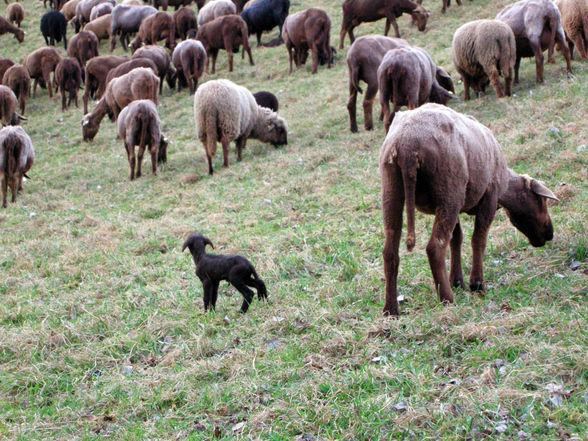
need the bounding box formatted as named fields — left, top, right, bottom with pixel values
left=17, top=114, right=27, bottom=121
left=182, top=238, right=192, bottom=252
left=204, top=238, right=214, bottom=249
left=531, top=180, right=559, bottom=202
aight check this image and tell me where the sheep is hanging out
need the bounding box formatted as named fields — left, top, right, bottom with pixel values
left=75, top=0, right=115, bottom=32
left=0, top=85, right=26, bottom=126
left=196, top=14, right=254, bottom=73
left=24, top=47, right=62, bottom=98
left=105, top=58, right=158, bottom=88
left=6, top=3, right=24, bottom=28
left=0, top=16, right=24, bottom=43
left=89, top=2, right=112, bottom=21
left=173, top=6, right=197, bottom=40
left=40, top=11, right=68, bottom=49
left=154, top=0, right=204, bottom=11
left=67, top=30, right=99, bottom=68
left=240, top=0, right=290, bottom=46
left=198, top=0, right=236, bottom=26
left=109, top=4, right=157, bottom=51
left=282, top=8, right=332, bottom=75
left=129, top=11, right=175, bottom=53
left=60, top=0, right=82, bottom=21
left=171, top=39, right=207, bottom=94
left=441, top=0, right=473, bottom=14
left=81, top=97, right=111, bottom=141
left=377, top=46, right=454, bottom=132
left=55, top=57, right=83, bottom=111
left=339, top=0, right=429, bottom=49
left=379, top=103, right=558, bottom=316
left=0, top=59, right=15, bottom=83
left=0, top=126, right=34, bottom=208
left=242, top=0, right=260, bottom=11
left=117, top=99, right=167, bottom=180
left=193, top=79, right=288, bottom=175
left=497, top=0, right=572, bottom=84
left=555, top=0, right=588, bottom=60
left=83, top=13, right=111, bottom=42
left=2, top=65, right=30, bottom=115
left=132, top=45, right=176, bottom=94
left=121, top=0, right=142, bottom=5
left=182, top=233, right=268, bottom=313
left=231, top=0, right=247, bottom=13
left=253, top=90, right=278, bottom=112
left=82, top=55, right=127, bottom=114
left=452, top=19, right=516, bottom=100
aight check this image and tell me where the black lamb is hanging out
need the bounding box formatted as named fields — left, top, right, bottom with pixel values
left=40, top=11, right=67, bottom=49
left=182, top=234, right=268, bottom=313
left=240, top=0, right=290, bottom=46
left=253, top=91, right=279, bottom=112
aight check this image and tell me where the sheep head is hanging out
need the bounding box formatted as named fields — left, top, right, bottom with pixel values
left=182, top=233, right=214, bottom=263
left=253, top=107, right=288, bottom=147
left=81, top=115, right=99, bottom=141
left=15, top=28, right=24, bottom=43
left=410, top=6, right=429, bottom=32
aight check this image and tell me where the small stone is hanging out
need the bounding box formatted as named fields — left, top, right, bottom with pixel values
left=494, top=359, right=505, bottom=368
left=29, top=212, right=36, bottom=219
left=499, top=366, right=507, bottom=376
left=529, top=90, right=533, bottom=96
left=449, top=378, right=462, bottom=386
left=518, top=430, right=531, bottom=439
left=263, top=199, right=272, bottom=205
left=122, top=365, right=133, bottom=376
left=397, top=294, right=405, bottom=303
left=267, top=339, right=281, bottom=350
left=569, top=261, right=581, bottom=271
left=547, top=421, right=557, bottom=429
left=370, top=356, right=385, bottom=363
left=223, top=316, right=230, bottom=325
left=137, top=194, right=145, bottom=199
left=549, top=127, right=560, bottom=135
left=232, top=422, right=245, bottom=432
left=272, top=316, right=285, bottom=323
left=295, top=435, right=316, bottom=441
left=96, top=185, right=102, bottom=190
left=296, top=157, right=303, bottom=166
left=577, top=145, right=586, bottom=152
left=393, top=401, right=408, bottom=412
left=549, top=395, right=563, bottom=407
left=493, top=260, right=501, bottom=266
left=495, top=421, right=508, bottom=433
left=555, top=273, right=565, bottom=278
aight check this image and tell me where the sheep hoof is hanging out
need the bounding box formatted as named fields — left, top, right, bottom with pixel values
left=469, top=280, right=485, bottom=292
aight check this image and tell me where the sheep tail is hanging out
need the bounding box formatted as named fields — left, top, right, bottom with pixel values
left=400, top=150, right=418, bottom=251
left=349, top=62, right=362, bottom=94
left=251, top=268, right=267, bottom=298
left=4, top=135, right=20, bottom=176
left=138, top=112, right=150, bottom=158
left=240, top=19, right=250, bottom=54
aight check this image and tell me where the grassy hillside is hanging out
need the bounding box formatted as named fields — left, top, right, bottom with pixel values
left=0, top=0, right=586, bottom=439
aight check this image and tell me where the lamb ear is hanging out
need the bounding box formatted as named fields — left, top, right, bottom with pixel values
left=204, top=238, right=214, bottom=249
left=531, top=179, right=559, bottom=202
left=182, top=238, right=192, bottom=252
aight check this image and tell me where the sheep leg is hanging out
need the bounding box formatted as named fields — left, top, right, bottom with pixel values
left=530, top=40, right=544, bottom=83
left=287, top=44, right=294, bottom=73
left=514, top=56, right=521, bottom=84
left=210, top=282, right=219, bottom=309
left=229, top=266, right=256, bottom=313
left=235, top=136, right=247, bottom=162
left=1, top=176, right=7, bottom=208
left=573, top=34, right=587, bottom=60
left=469, top=192, right=497, bottom=292
left=364, top=82, right=378, bottom=131
left=33, top=79, right=38, bottom=98
left=449, top=222, right=466, bottom=290
left=125, top=143, right=135, bottom=181
left=310, top=44, right=319, bottom=74
left=488, top=66, right=504, bottom=98
left=221, top=135, right=230, bottom=168
left=42, top=65, right=53, bottom=98
left=555, top=29, right=573, bottom=75
left=211, top=50, right=218, bottom=74
left=339, top=23, right=348, bottom=49
left=244, top=44, right=254, bottom=66
left=224, top=37, right=234, bottom=72
left=9, top=173, right=18, bottom=203
left=347, top=84, right=358, bottom=133
left=381, top=164, right=404, bottom=317
left=387, top=17, right=401, bottom=38
left=202, top=279, right=214, bottom=311
left=136, top=144, right=145, bottom=179
left=256, top=32, right=262, bottom=47
left=150, top=145, right=158, bottom=176
left=61, top=88, right=67, bottom=111
left=246, top=277, right=267, bottom=301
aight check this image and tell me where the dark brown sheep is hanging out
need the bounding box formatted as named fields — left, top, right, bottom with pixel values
left=555, top=0, right=588, bottom=60
left=67, top=30, right=99, bottom=68
left=173, top=6, right=197, bottom=40
left=253, top=91, right=279, bottom=112
left=171, top=39, right=207, bottom=94
left=2, top=65, right=30, bottom=115
left=7, top=3, right=24, bottom=27
left=282, top=8, right=332, bottom=74
left=196, top=14, right=253, bottom=73
left=0, top=126, right=34, bottom=208
left=339, top=0, right=429, bottom=49
left=497, top=0, right=572, bottom=84
left=0, top=16, right=24, bottom=43
left=105, top=58, right=158, bottom=88
left=0, top=85, right=25, bottom=126
left=132, top=45, right=176, bottom=94
left=380, top=104, right=558, bottom=316
left=75, top=0, right=115, bottom=31
left=82, top=55, right=128, bottom=113
left=129, top=11, right=176, bottom=53
left=154, top=0, right=204, bottom=11
left=441, top=0, right=473, bottom=14
left=377, top=46, right=454, bottom=132
left=0, top=59, right=15, bottom=83
left=55, top=58, right=83, bottom=111
left=24, top=47, right=62, bottom=98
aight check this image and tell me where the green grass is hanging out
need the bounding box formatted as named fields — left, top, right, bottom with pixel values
left=0, top=0, right=587, bottom=439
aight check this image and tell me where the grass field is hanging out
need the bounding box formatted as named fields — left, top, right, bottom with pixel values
left=0, top=0, right=586, bottom=439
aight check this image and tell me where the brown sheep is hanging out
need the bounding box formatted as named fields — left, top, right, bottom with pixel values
left=2, top=65, right=30, bottom=115
left=105, top=58, right=158, bottom=88
left=452, top=20, right=516, bottom=100
left=198, top=0, right=237, bottom=26
left=129, top=11, right=176, bottom=53
left=6, top=3, right=24, bottom=27
left=441, top=0, right=473, bottom=14
left=497, top=0, right=572, bottom=84
left=89, top=2, right=113, bottom=21
left=380, top=104, right=558, bottom=316
left=75, top=0, right=115, bottom=31
left=172, top=39, right=207, bottom=94
left=339, top=0, right=429, bottom=49
left=0, top=85, right=26, bottom=126
left=82, top=55, right=128, bottom=114
left=0, top=16, right=24, bottom=43
left=60, top=0, right=83, bottom=21
left=554, top=0, right=588, bottom=61
left=67, top=30, right=99, bottom=68
left=0, top=126, right=34, bottom=208
left=378, top=46, right=454, bottom=132
left=196, top=14, right=253, bottom=73
left=173, top=6, right=197, bottom=40
left=282, top=8, right=332, bottom=75
left=83, top=13, right=111, bottom=42
left=0, top=58, right=15, bottom=83
left=55, top=58, right=83, bottom=111
left=132, top=45, right=176, bottom=94
left=24, top=47, right=62, bottom=98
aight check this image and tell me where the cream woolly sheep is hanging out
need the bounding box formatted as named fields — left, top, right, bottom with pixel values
left=452, top=19, right=516, bottom=100
left=198, top=0, right=237, bottom=26
left=193, top=79, right=288, bottom=175
left=554, top=0, right=588, bottom=61
left=0, top=126, right=34, bottom=208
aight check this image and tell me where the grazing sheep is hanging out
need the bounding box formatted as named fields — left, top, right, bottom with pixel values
left=105, top=58, right=158, bottom=88
left=0, top=59, right=15, bottom=82
left=40, top=11, right=68, bottom=49
left=555, top=0, right=588, bottom=60
left=377, top=46, right=454, bottom=132
left=497, top=0, right=572, bottom=84
left=339, top=0, right=429, bottom=49
left=2, top=65, right=30, bottom=115
left=380, top=104, right=558, bottom=316
left=193, top=79, right=288, bottom=174
left=117, top=99, right=166, bottom=180
left=55, top=57, right=83, bottom=111
left=171, top=39, right=207, bottom=94
left=105, top=67, right=159, bottom=120
left=0, top=16, right=24, bottom=43
left=75, top=0, right=115, bottom=31
left=240, top=0, right=290, bottom=46
left=7, top=3, right=25, bottom=27
left=253, top=90, right=278, bottom=112
left=60, top=0, right=83, bottom=21
left=282, top=8, right=332, bottom=74
left=242, top=0, right=260, bottom=11
left=182, top=233, right=268, bottom=313
left=82, top=55, right=127, bottom=113
left=83, top=13, right=111, bottom=42
left=81, top=97, right=111, bottom=141
left=89, top=2, right=112, bottom=21
left=154, top=0, right=203, bottom=11
left=132, top=45, right=176, bottom=94
left=196, top=14, right=254, bottom=73
left=198, top=0, right=236, bottom=26
left=452, top=19, right=516, bottom=100
left=24, top=47, right=62, bottom=98
left=67, top=30, right=99, bottom=68
left=232, top=0, right=247, bottom=12
left=441, top=0, right=473, bottom=14
left=109, top=4, right=157, bottom=51
left=129, top=11, right=176, bottom=53
left=173, top=6, right=197, bottom=40
left=0, top=85, right=26, bottom=126
left=0, top=126, right=34, bottom=208
left=121, top=0, right=142, bottom=5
